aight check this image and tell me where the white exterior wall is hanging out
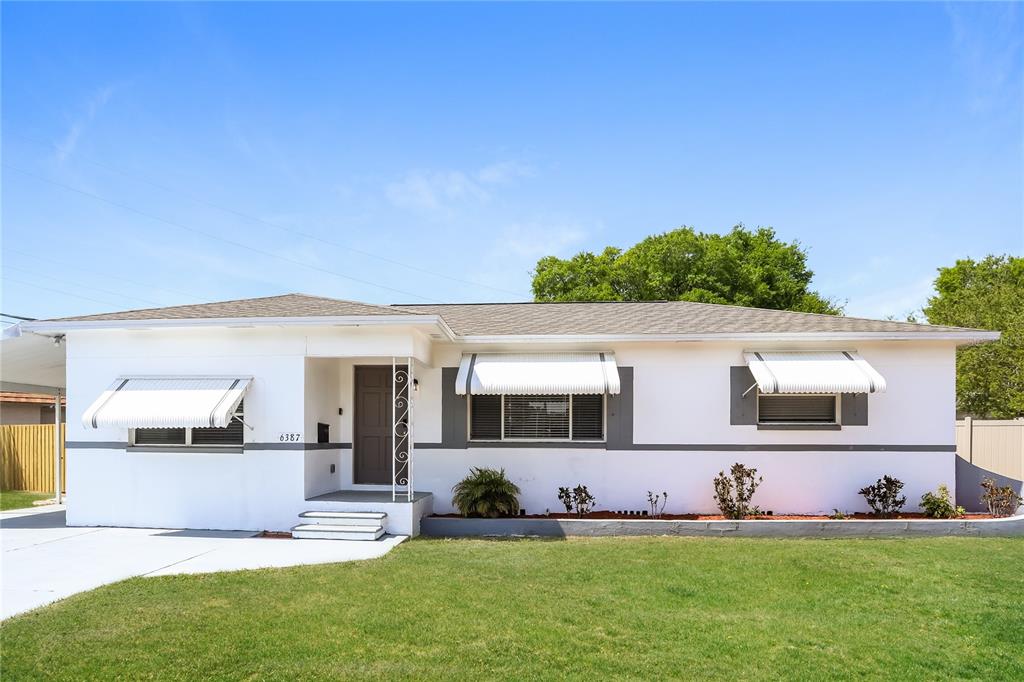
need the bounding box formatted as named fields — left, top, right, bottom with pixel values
left=64, top=325, right=959, bottom=530
left=417, top=340, right=957, bottom=515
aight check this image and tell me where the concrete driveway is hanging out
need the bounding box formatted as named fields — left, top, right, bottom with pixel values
left=1, top=506, right=405, bottom=620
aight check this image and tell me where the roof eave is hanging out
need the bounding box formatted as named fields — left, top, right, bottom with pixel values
left=22, top=315, right=454, bottom=338
left=451, top=331, right=1001, bottom=344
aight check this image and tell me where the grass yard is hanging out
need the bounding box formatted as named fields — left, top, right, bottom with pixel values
left=1, top=536, right=1022, bottom=680
left=0, top=490, right=52, bottom=511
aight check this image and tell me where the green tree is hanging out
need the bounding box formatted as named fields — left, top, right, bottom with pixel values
left=923, top=255, right=1024, bottom=418
left=532, top=225, right=841, bottom=314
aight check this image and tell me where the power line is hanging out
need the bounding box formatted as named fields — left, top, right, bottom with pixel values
left=4, top=164, right=443, bottom=303
left=1, top=312, right=37, bottom=321
left=3, top=263, right=163, bottom=306
left=6, top=130, right=530, bottom=298
left=5, top=247, right=212, bottom=303
left=3, top=276, right=127, bottom=308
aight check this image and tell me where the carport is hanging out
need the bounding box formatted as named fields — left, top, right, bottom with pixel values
left=1, top=322, right=67, bottom=502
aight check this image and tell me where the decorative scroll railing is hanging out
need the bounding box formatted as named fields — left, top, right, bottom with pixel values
left=392, top=357, right=414, bottom=501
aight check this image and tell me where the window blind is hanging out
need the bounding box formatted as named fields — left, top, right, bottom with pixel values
left=504, top=395, right=570, bottom=439
left=571, top=394, right=604, bottom=440
left=758, top=395, right=836, bottom=423
left=470, top=395, right=502, bottom=440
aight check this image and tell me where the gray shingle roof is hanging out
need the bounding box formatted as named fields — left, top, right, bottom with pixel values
left=43, top=293, right=982, bottom=336
left=397, top=301, right=979, bottom=336
left=49, top=294, right=421, bottom=322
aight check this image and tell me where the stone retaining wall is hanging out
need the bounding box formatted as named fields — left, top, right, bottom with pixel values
left=421, top=515, right=1024, bottom=539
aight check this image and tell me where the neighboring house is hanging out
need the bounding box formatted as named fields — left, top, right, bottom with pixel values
left=0, top=392, right=65, bottom=425
left=4, top=294, right=998, bottom=536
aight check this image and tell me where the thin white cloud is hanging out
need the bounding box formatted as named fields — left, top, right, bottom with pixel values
left=477, top=161, right=535, bottom=185
left=385, top=160, right=535, bottom=214
left=845, top=275, right=935, bottom=321
left=945, top=3, right=1022, bottom=113
left=55, top=84, right=117, bottom=164
left=385, top=170, right=486, bottom=212
left=464, top=221, right=589, bottom=299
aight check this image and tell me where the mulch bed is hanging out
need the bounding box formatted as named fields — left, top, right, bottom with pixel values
left=259, top=531, right=294, bottom=539
left=432, top=511, right=997, bottom=521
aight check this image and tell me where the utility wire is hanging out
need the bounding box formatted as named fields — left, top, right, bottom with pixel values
left=3, top=263, right=164, bottom=306
left=4, top=164, right=442, bottom=303
left=3, top=276, right=127, bottom=308
left=6, top=130, right=531, bottom=298
left=1, top=312, right=38, bottom=321
left=5, top=247, right=212, bottom=303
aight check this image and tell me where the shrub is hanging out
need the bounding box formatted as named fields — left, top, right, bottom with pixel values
left=647, top=491, right=668, bottom=519
left=713, top=463, right=762, bottom=519
left=557, top=485, right=596, bottom=517
left=858, top=475, right=906, bottom=518
left=828, top=509, right=851, bottom=520
left=451, top=467, right=521, bottom=518
left=920, top=484, right=965, bottom=519
left=980, top=478, right=1023, bottom=517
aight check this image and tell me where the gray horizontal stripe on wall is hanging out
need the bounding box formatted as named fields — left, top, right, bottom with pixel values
left=622, top=444, right=956, bottom=452
left=67, top=441, right=129, bottom=449
left=466, top=441, right=608, bottom=449
left=245, top=442, right=352, bottom=451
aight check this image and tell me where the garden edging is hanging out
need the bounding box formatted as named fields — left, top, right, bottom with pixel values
left=421, top=514, right=1024, bottom=538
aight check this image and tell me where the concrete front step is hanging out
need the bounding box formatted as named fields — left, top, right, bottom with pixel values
left=291, top=523, right=385, bottom=541
left=299, top=511, right=387, bottom=527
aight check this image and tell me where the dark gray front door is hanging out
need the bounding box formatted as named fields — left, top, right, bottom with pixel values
left=354, top=366, right=393, bottom=484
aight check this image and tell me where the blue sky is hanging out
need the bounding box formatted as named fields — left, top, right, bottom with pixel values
left=2, top=2, right=1021, bottom=322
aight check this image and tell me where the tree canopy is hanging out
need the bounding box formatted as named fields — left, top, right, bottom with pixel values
left=923, top=255, right=1024, bottom=419
left=531, top=225, right=841, bottom=314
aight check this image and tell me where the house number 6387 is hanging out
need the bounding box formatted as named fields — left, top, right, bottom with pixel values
left=278, top=432, right=302, bottom=442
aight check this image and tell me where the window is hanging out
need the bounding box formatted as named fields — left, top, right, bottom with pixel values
left=131, top=401, right=245, bottom=447
left=757, top=394, right=837, bottom=424
left=469, top=394, right=604, bottom=441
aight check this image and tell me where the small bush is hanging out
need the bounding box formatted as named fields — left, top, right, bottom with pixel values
left=557, top=485, right=596, bottom=517
left=713, top=463, right=762, bottom=519
left=858, top=475, right=906, bottom=518
left=980, top=478, right=1023, bottom=517
left=920, top=484, right=964, bottom=519
left=828, top=509, right=851, bottom=520
left=647, top=491, right=668, bottom=519
left=451, top=467, right=521, bottom=518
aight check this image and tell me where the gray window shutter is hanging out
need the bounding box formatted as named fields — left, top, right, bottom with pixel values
left=730, top=366, right=758, bottom=425
left=441, top=367, right=468, bottom=449
left=606, top=367, right=633, bottom=449
left=841, top=393, right=869, bottom=425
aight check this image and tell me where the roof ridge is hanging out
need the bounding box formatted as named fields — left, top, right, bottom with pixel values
left=397, top=299, right=977, bottom=332
left=287, top=293, right=428, bottom=315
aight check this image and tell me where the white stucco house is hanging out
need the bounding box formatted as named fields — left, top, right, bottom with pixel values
left=0, top=294, right=998, bottom=537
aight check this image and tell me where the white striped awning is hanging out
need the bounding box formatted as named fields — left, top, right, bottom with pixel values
left=743, top=351, right=886, bottom=394
left=82, top=377, right=252, bottom=429
left=455, top=353, right=620, bottom=395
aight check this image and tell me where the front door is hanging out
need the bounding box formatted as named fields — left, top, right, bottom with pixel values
left=354, top=365, right=399, bottom=484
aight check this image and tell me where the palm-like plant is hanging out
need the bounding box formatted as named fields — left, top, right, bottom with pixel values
left=451, top=467, right=521, bottom=518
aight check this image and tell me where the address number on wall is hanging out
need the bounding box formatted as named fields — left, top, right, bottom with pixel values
left=277, top=432, right=303, bottom=443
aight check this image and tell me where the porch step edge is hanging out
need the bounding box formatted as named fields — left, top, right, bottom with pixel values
left=300, top=511, right=387, bottom=521
left=290, top=524, right=385, bottom=541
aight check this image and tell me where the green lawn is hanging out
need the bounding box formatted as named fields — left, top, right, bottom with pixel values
left=0, top=490, right=52, bottom=511
left=2, top=537, right=1022, bottom=680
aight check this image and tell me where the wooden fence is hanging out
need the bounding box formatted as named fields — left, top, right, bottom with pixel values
left=0, top=424, right=66, bottom=493
left=956, top=418, right=1024, bottom=481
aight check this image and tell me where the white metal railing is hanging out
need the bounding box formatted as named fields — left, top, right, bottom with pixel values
left=392, top=357, right=414, bottom=501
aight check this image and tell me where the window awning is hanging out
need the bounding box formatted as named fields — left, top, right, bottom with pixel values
left=455, top=353, right=620, bottom=395
left=82, top=377, right=252, bottom=429
left=743, top=351, right=886, bottom=394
